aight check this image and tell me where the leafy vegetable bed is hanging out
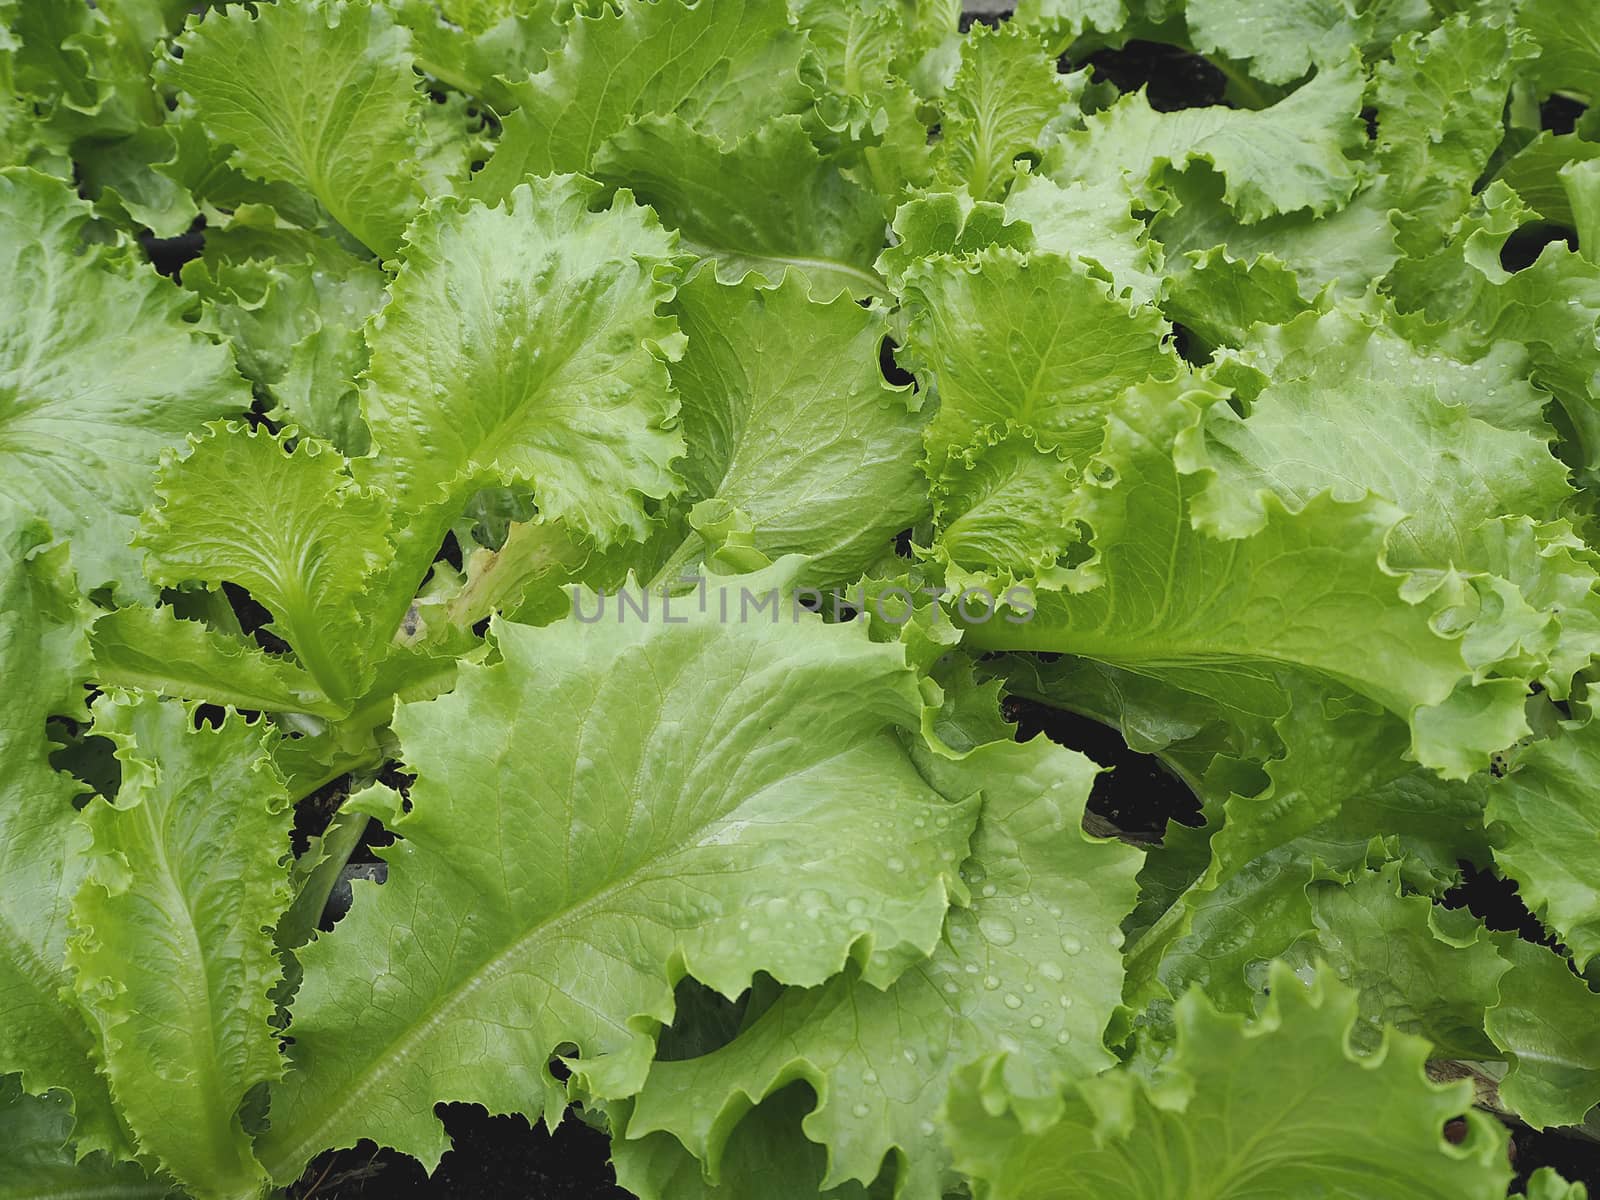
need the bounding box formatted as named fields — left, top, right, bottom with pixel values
left=6, top=0, right=1600, bottom=1197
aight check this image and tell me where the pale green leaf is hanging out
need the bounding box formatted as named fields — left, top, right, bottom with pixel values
left=139, top=424, right=394, bottom=706
left=1518, top=0, right=1600, bottom=103
left=899, top=248, right=1179, bottom=471
left=661, top=270, right=927, bottom=585
left=170, top=0, right=425, bottom=255
left=0, top=506, right=129, bottom=1161
left=1045, top=56, right=1367, bottom=222
left=395, top=0, right=567, bottom=110
left=257, top=571, right=977, bottom=1175
left=1487, top=720, right=1600, bottom=970
left=962, top=379, right=1532, bottom=779
left=1289, top=864, right=1507, bottom=1060
left=1186, top=0, right=1364, bottom=86
left=477, top=0, right=811, bottom=187
left=948, top=962, right=1512, bottom=1200
left=1185, top=308, right=1569, bottom=569
left=933, top=24, right=1081, bottom=203
left=1375, top=10, right=1532, bottom=258
left=359, top=175, right=685, bottom=577
left=625, top=735, right=1141, bottom=1198
left=69, top=695, right=291, bottom=1199
left=1004, top=172, right=1164, bottom=305
left=89, top=604, right=339, bottom=718
left=931, top=426, right=1083, bottom=580
left=0, top=168, right=247, bottom=593
left=1487, top=939, right=1600, bottom=1129
left=590, top=114, right=890, bottom=299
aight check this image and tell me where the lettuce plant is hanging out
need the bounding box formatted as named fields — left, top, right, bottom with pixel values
left=3, top=0, right=1600, bottom=1196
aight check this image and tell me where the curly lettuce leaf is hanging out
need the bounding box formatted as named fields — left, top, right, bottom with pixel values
left=932, top=23, right=1082, bottom=203
left=169, top=0, right=425, bottom=256
left=360, top=175, right=685, bottom=578
left=1487, top=719, right=1600, bottom=970
left=624, top=735, right=1141, bottom=1199
left=900, top=247, right=1179, bottom=471
left=478, top=0, right=812, bottom=187
left=948, top=962, right=1511, bottom=1200
left=0, top=1076, right=173, bottom=1199
left=963, top=379, right=1533, bottom=779
left=661, top=270, right=927, bottom=585
left=257, top=568, right=977, bottom=1176
left=89, top=604, right=339, bottom=719
left=138, top=424, right=394, bottom=707
left=0, top=168, right=247, bottom=593
left=1487, top=938, right=1600, bottom=1130
left=1044, top=55, right=1367, bottom=223
left=68, top=695, right=291, bottom=1199
left=589, top=113, right=890, bottom=298
left=0, top=507, right=129, bottom=1161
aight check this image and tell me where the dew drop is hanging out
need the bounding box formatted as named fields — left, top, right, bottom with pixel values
left=1029, top=1015, right=1045, bottom=1028
left=1060, top=933, right=1083, bottom=956
left=863, top=1069, right=879, bottom=1085
left=1003, top=993, right=1023, bottom=1010
left=1056, top=1030, right=1072, bottom=1045
left=887, top=856, right=906, bottom=873
left=1038, top=961, right=1064, bottom=982
left=982, top=974, right=1001, bottom=990
left=979, top=915, right=1017, bottom=947
left=852, top=1103, right=871, bottom=1119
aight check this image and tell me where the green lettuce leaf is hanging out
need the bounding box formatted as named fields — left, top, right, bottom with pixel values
left=1043, top=55, right=1367, bottom=222
left=659, top=270, right=927, bottom=585
left=589, top=113, right=890, bottom=298
left=0, top=167, right=247, bottom=593
left=614, top=1085, right=874, bottom=1199
left=179, top=217, right=385, bottom=454
left=138, top=424, right=394, bottom=707
left=899, top=247, right=1179, bottom=471
left=932, top=24, right=1082, bottom=203
left=257, top=568, right=977, bottom=1175
left=0, top=506, right=129, bottom=1161
left=478, top=0, right=812, bottom=187
left=395, top=0, right=568, bottom=110
left=0, top=1076, right=173, bottom=1199
left=963, top=379, right=1532, bottom=779
left=624, top=734, right=1141, bottom=1198
left=68, top=695, right=291, bottom=1199
left=1487, top=939, right=1600, bottom=1129
left=1185, top=0, right=1367, bottom=86
left=948, top=962, right=1512, bottom=1200
left=89, top=604, right=339, bottom=719
left=359, top=174, right=685, bottom=579
left=1487, top=719, right=1600, bottom=970
left=169, top=0, right=425, bottom=256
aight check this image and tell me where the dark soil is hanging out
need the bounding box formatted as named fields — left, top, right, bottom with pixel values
left=1004, top=693, right=1203, bottom=838
left=1078, top=39, right=1229, bottom=111
left=287, top=1109, right=627, bottom=1200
